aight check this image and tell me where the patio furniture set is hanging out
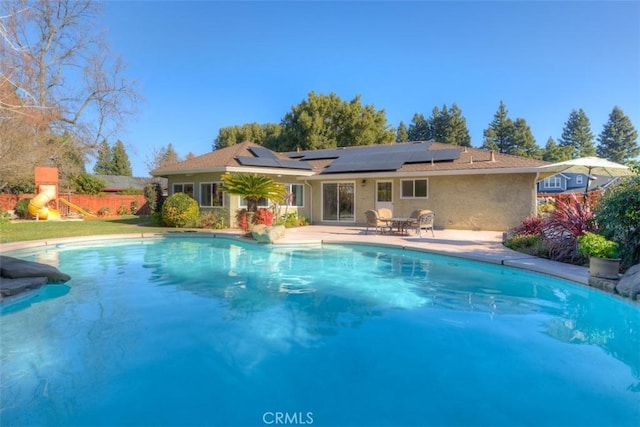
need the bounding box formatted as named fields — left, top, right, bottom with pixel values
left=364, top=209, right=435, bottom=238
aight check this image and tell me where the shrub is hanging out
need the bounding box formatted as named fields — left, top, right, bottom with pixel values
left=150, top=212, right=164, bottom=226
left=14, top=198, right=32, bottom=219
left=236, top=209, right=249, bottom=232
left=144, top=183, right=164, bottom=214
left=197, top=211, right=227, bottom=229
left=97, top=206, right=111, bottom=217
left=276, top=212, right=308, bottom=228
left=513, top=216, right=545, bottom=236
left=117, top=205, right=130, bottom=216
left=577, top=232, right=619, bottom=259
left=594, top=174, right=640, bottom=268
left=161, top=192, right=199, bottom=227
left=504, top=234, right=549, bottom=257
left=71, top=173, right=106, bottom=195
left=254, top=208, right=273, bottom=226
left=130, top=201, right=139, bottom=214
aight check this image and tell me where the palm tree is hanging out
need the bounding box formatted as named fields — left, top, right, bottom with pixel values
left=220, top=172, right=286, bottom=218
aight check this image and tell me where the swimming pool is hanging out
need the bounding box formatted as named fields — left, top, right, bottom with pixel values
left=1, top=236, right=639, bottom=426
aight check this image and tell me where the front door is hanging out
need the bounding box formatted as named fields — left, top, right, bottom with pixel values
left=375, top=180, right=393, bottom=213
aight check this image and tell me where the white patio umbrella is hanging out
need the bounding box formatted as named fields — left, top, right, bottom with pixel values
left=537, top=156, right=633, bottom=196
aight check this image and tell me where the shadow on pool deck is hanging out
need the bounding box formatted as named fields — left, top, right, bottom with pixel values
left=0, top=225, right=589, bottom=285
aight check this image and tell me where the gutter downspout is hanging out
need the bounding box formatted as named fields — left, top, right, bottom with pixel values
left=304, top=179, right=313, bottom=224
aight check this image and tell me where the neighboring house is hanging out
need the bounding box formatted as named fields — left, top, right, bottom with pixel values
left=95, top=175, right=168, bottom=194
left=151, top=141, right=548, bottom=231
left=537, top=172, right=616, bottom=194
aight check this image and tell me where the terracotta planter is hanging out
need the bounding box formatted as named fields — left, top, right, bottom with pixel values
left=589, top=256, right=621, bottom=279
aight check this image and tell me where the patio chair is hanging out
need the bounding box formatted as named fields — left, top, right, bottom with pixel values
left=415, top=212, right=435, bottom=238
left=365, top=209, right=391, bottom=235
left=377, top=208, right=393, bottom=220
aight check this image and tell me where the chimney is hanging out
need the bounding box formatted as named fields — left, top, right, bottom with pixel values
left=469, top=155, right=473, bottom=164
left=490, top=150, right=496, bottom=162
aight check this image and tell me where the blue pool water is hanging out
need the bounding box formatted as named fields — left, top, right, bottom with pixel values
left=1, top=237, right=639, bottom=426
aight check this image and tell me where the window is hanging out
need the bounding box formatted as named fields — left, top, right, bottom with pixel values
left=285, top=184, right=304, bottom=207
left=200, top=182, right=224, bottom=207
left=173, top=183, right=194, bottom=197
left=401, top=179, right=428, bottom=198
left=543, top=177, right=562, bottom=189
left=575, top=175, right=584, bottom=185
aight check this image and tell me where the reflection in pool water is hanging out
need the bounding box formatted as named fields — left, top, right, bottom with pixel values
left=1, top=237, right=639, bottom=426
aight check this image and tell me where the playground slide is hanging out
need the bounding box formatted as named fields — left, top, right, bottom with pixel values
left=59, top=198, right=97, bottom=217
left=27, top=185, right=61, bottom=220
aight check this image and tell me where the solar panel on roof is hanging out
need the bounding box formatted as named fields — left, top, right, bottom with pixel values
left=248, top=146, right=278, bottom=159
left=236, top=156, right=313, bottom=170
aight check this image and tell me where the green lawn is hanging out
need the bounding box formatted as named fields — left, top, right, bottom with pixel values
left=0, top=216, right=172, bottom=244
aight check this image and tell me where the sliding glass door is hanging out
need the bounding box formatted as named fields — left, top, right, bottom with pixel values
left=322, top=182, right=355, bottom=222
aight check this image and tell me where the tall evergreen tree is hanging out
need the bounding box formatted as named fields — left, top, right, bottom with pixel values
left=542, top=137, right=572, bottom=162
left=596, top=106, right=639, bottom=164
left=407, top=113, right=430, bottom=141
left=482, top=101, right=515, bottom=153
left=511, top=118, right=541, bottom=159
left=441, top=103, right=471, bottom=146
left=93, top=139, right=113, bottom=174
left=111, top=140, right=132, bottom=176
left=558, top=109, right=596, bottom=158
left=396, top=121, right=409, bottom=142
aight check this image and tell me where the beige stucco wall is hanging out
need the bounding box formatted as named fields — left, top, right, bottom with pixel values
left=310, top=173, right=538, bottom=231
left=165, top=173, right=310, bottom=228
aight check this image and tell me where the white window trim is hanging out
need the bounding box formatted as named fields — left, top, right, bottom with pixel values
left=172, top=182, right=194, bottom=195
left=285, top=183, right=305, bottom=207
left=199, top=181, right=225, bottom=208
left=400, top=179, right=429, bottom=199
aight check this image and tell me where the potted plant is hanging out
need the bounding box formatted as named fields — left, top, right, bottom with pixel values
left=577, top=232, right=621, bottom=279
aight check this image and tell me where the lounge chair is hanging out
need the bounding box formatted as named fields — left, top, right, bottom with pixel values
left=365, top=209, right=391, bottom=235
left=415, top=212, right=435, bottom=238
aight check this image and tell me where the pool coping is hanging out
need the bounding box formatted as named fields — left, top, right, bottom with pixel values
left=0, top=227, right=590, bottom=286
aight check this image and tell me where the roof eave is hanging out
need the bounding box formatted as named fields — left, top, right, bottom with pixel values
left=152, top=166, right=316, bottom=178
left=298, top=167, right=543, bottom=181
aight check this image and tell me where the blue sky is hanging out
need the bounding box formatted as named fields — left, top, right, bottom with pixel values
left=103, top=1, right=640, bottom=176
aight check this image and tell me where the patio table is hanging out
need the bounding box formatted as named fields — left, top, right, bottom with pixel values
left=383, top=217, right=414, bottom=235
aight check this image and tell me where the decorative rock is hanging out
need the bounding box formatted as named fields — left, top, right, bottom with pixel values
left=0, top=256, right=71, bottom=299
left=616, top=263, right=640, bottom=300
left=251, top=224, right=286, bottom=243
left=0, top=276, right=48, bottom=298
left=1, top=256, right=71, bottom=282
left=588, top=276, right=618, bottom=293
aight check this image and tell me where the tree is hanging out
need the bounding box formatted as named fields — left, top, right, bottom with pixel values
left=94, top=139, right=113, bottom=174
left=0, top=0, right=139, bottom=168
left=559, top=109, right=596, bottom=158
left=439, top=103, right=471, bottom=146
left=111, top=140, right=132, bottom=176
left=213, top=123, right=282, bottom=150
left=146, top=143, right=181, bottom=172
left=596, top=106, right=639, bottom=164
left=407, top=113, right=430, bottom=141
left=511, top=118, right=541, bottom=159
left=542, top=137, right=572, bottom=162
left=396, top=121, right=408, bottom=142
left=482, top=101, right=516, bottom=153
left=220, top=173, right=286, bottom=216
left=276, top=91, right=394, bottom=151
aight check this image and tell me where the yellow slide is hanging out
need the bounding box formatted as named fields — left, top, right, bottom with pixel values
left=59, top=198, right=97, bottom=217
left=27, top=184, right=61, bottom=220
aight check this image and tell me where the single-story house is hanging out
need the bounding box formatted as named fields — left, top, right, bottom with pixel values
left=151, top=141, right=548, bottom=231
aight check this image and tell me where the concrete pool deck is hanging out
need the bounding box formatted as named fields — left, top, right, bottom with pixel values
left=0, top=225, right=589, bottom=285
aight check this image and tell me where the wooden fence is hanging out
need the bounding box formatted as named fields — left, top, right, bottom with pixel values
left=1, top=193, right=150, bottom=216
